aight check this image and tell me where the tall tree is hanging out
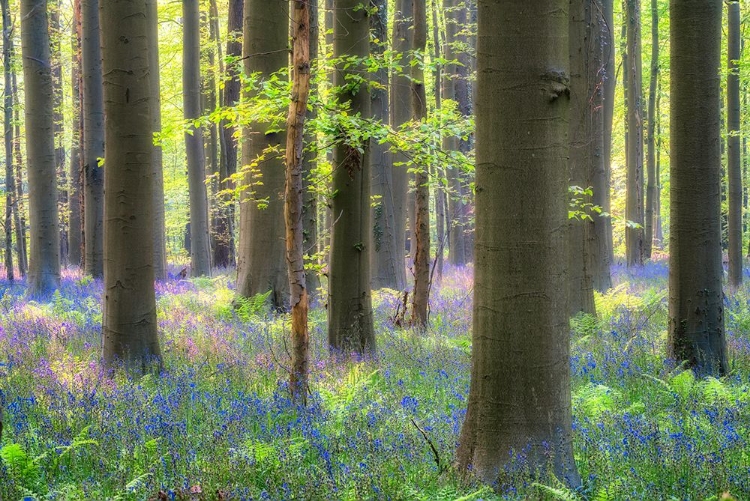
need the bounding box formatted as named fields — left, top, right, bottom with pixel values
left=12, top=70, right=28, bottom=277
left=101, top=0, right=161, bottom=370
left=625, top=0, right=644, bottom=267
left=49, top=0, right=67, bottom=265
left=727, top=0, right=742, bottom=288
left=68, top=0, right=83, bottom=267
left=21, top=0, right=60, bottom=296
left=1, top=0, right=12, bottom=281
left=644, top=0, right=658, bottom=259
left=455, top=0, right=581, bottom=486
left=668, top=0, right=727, bottom=376
left=302, top=0, right=319, bottom=293
left=82, top=0, right=104, bottom=277
left=568, top=0, right=599, bottom=315
left=328, top=0, right=376, bottom=355
left=184, top=0, right=212, bottom=277
left=411, top=0, right=430, bottom=326
left=236, top=0, right=289, bottom=307
left=146, top=0, right=167, bottom=280
left=286, top=0, right=311, bottom=404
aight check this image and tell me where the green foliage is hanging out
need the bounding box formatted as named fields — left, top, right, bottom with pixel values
left=233, top=290, right=273, bottom=321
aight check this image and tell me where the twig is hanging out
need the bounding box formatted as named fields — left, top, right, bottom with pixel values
left=410, top=417, right=443, bottom=473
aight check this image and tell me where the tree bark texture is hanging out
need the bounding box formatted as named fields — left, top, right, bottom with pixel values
left=411, top=0, right=430, bottom=327
left=727, top=0, right=742, bottom=288
left=286, top=0, right=311, bottom=404
left=644, top=0, right=658, bottom=260
left=50, top=0, right=67, bottom=265
left=184, top=0, right=212, bottom=277
left=12, top=70, right=27, bottom=277
left=625, top=0, right=644, bottom=267
left=101, top=0, right=161, bottom=371
left=455, top=0, right=581, bottom=487
left=68, top=0, right=83, bottom=267
left=237, top=0, right=289, bottom=308
left=2, top=0, right=13, bottom=281
left=21, top=0, right=60, bottom=297
left=146, top=0, right=167, bottom=280
left=328, top=0, right=376, bottom=355
left=668, top=0, right=727, bottom=376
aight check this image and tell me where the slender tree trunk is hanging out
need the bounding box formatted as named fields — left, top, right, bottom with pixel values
left=654, top=79, right=663, bottom=248
left=390, top=0, right=411, bottom=282
left=432, top=0, right=445, bottom=284
left=82, top=0, right=104, bottom=278
left=146, top=0, right=167, bottom=280
left=328, top=0, right=376, bottom=355
left=645, top=0, right=658, bottom=260
left=455, top=0, right=580, bottom=486
left=728, top=0, right=742, bottom=288
left=1, top=0, right=12, bottom=281
left=668, top=0, right=727, bottom=376
left=205, top=0, right=221, bottom=269
left=217, top=0, right=243, bottom=269
left=68, top=0, right=83, bottom=267
left=286, top=0, right=311, bottom=404
left=184, top=0, right=212, bottom=277
left=568, top=0, right=598, bottom=316
left=411, top=0, right=430, bottom=327
left=303, top=0, right=320, bottom=293
left=625, top=0, right=644, bottom=267
left=237, top=0, right=289, bottom=307
left=12, top=70, right=27, bottom=277
left=49, top=0, right=67, bottom=266
left=21, top=0, right=60, bottom=297
left=101, top=0, right=161, bottom=371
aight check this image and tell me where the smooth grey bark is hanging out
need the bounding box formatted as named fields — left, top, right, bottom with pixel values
left=21, top=0, right=60, bottom=296
left=68, top=0, right=83, bottom=267
left=12, top=70, right=27, bottom=277
left=455, top=0, right=580, bottom=487
left=727, top=0, right=742, bottom=288
left=668, top=0, right=727, bottom=376
left=328, top=0, right=375, bottom=355
left=1, top=0, right=12, bottom=280
left=645, top=0, right=658, bottom=260
left=146, top=0, right=166, bottom=280
left=236, top=0, right=289, bottom=307
left=82, top=0, right=104, bottom=277
left=50, top=0, right=67, bottom=265
left=101, top=0, right=161, bottom=371
left=625, top=0, right=644, bottom=267
left=183, top=0, right=212, bottom=277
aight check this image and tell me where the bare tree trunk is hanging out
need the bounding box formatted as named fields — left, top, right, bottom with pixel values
left=625, top=0, right=644, bottom=267
left=1, top=0, right=12, bottom=281
left=432, top=0, right=445, bottom=284
left=328, top=0, right=376, bottom=355
left=21, top=0, right=60, bottom=296
left=644, top=0, right=658, bottom=260
left=12, top=70, right=27, bottom=277
left=184, top=0, right=212, bottom=277
left=49, top=0, right=67, bottom=266
left=205, top=0, right=222, bottom=269
left=68, top=0, right=83, bottom=267
left=727, top=0, right=742, bottom=288
left=101, top=0, right=161, bottom=372
left=456, top=0, right=580, bottom=486
left=286, top=0, right=311, bottom=404
left=668, top=0, right=727, bottom=376
left=82, top=0, right=104, bottom=278
left=303, top=0, right=320, bottom=293
left=654, top=79, right=663, bottom=248
left=237, top=0, right=289, bottom=307
left=146, top=0, right=167, bottom=280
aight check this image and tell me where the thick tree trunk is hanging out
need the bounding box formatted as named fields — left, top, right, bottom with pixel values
left=101, top=0, right=161, bottom=371
left=411, top=0, right=430, bottom=327
left=328, top=0, right=376, bottom=355
left=286, top=0, right=311, bottom=404
left=456, top=0, right=580, bottom=487
left=68, top=0, right=83, bottom=267
left=668, top=0, right=727, bottom=376
left=625, top=0, right=644, bottom=267
left=236, top=0, right=289, bottom=307
left=645, top=0, right=658, bottom=260
left=82, top=0, right=104, bottom=278
left=146, top=0, right=167, bottom=280
left=184, top=0, right=212, bottom=277
left=568, top=0, right=598, bottom=316
left=727, top=0, right=742, bottom=288
left=389, top=0, right=411, bottom=282
left=2, top=0, right=13, bottom=281
left=370, top=0, right=403, bottom=291
left=21, top=0, right=60, bottom=297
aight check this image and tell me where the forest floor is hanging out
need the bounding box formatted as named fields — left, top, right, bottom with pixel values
left=0, top=261, right=749, bottom=500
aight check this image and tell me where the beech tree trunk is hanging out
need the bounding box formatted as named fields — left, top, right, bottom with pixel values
left=12, top=70, right=27, bottom=277
left=101, top=0, right=161, bottom=371
left=727, top=0, right=742, bottom=288
left=644, top=0, right=658, bottom=260
left=49, top=0, right=67, bottom=265
left=82, top=0, right=104, bottom=277
left=236, top=0, right=289, bottom=307
left=625, top=0, right=644, bottom=267
left=184, top=0, right=212, bottom=277
left=455, top=0, right=580, bottom=487
left=286, top=0, right=311, bottom=404
left=328, top=0, right=376, bottom=355
left=411, top=0, right=430, bottom=327
left=1, top=0, right=12, bottom=281
left=147, top=0, right=167, bottom=280
left=68, top=0, right=83, bottom=267
left=21, top=0, right=60, bottom=296
left=668, top=0, right=727, bottom=376
left=303, top=0, right=319, bottom=293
